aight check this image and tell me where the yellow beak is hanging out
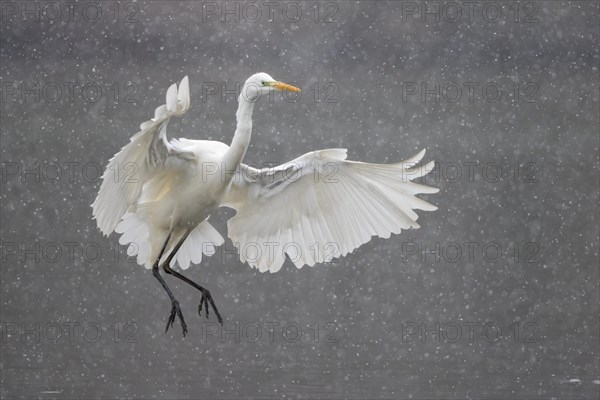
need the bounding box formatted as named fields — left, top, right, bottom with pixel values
left=272, top=81, right=301, bottom=92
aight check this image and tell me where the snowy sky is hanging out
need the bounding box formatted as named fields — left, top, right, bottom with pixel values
left=1, top=1, right=599, bottom=398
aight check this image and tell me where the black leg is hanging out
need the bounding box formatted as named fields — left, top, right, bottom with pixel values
left=161, top=229, right=224, bottom=325
left=152, top=232, right=187, bottom=337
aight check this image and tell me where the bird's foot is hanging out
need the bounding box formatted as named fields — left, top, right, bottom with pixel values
left=198, top=289, right=224, bottom=325
left=165, top=300, right=187, bottom=337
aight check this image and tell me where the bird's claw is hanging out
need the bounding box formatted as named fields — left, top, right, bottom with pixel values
left=198, top=294, right=209, bottom=319
left=198, top=290, right=224, bottom=325
left=165, top=300, right=187, bottom=337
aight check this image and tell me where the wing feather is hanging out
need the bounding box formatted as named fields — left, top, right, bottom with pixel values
left=225, top=149, right=439, bottom=273
left=92, top=76, right=191, bottom=236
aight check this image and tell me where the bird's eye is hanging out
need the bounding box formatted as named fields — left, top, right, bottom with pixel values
left=261, top=81, right=266, bottom=86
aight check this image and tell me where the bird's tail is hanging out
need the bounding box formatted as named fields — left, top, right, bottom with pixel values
left=115, top=212, right=224, bottom=269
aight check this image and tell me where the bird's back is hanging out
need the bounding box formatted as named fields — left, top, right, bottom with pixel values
left=169, top=138, right=229, bottom=161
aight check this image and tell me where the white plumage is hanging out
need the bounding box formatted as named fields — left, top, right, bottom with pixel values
left=225, top=148, right=438, bottom=272
left=93, top=74, right=439, bottom=273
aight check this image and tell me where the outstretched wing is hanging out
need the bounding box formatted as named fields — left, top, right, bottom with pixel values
left=224, top=148, right=439, bottom=273
left=92, top=76, right=191, bottom=236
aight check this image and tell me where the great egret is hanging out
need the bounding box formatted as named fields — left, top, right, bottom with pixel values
left=92, top=73, right=439, bottom=336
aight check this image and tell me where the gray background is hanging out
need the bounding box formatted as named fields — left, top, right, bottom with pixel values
left=1, top=1, right=598, bottom=398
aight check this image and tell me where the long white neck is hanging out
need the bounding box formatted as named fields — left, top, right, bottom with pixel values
left=222, top=92, right=256, bottom=173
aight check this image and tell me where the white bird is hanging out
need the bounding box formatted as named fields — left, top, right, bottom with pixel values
left=92, top=73, right=439, bottom=336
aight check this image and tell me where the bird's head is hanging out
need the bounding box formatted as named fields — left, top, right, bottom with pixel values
left=242, top=72, right=301, bottom=101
